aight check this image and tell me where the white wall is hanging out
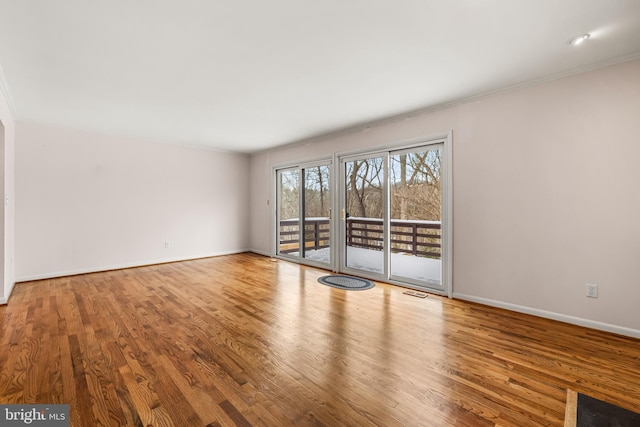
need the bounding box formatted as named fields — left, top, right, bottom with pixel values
left=16, top=123, right=250, bottom=280
left=0, top=79, right=15, bottom=304
left=250, top=59, right=640, bottom=336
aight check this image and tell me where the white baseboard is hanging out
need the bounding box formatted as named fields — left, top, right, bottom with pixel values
left=453, top=293, right=640, bottom=339
left=249, top=248, right=273, bottom=257
left=0, top=280, right=16, bottom=305
left=15, top=249, right=250, bottom=283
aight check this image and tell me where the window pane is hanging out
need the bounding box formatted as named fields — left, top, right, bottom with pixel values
left=278, top=169, right=300, bottom=256
left=389, top=147, right=442, bottom=285
left=303, top=165, right=331, bottom=264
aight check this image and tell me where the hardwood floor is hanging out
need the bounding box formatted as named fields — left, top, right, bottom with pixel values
left=1, top=253, right=639, bottom=426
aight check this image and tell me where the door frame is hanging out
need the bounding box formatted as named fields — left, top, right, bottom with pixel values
left=334, top=132, right=452, bottom=297
left=271, top=131, right=452, bottom=297
left=273, top=158, right=335, bottom=271
left=387, top=143, right=444, bottom=290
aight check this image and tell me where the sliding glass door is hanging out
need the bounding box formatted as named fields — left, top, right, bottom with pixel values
left=274, top=135, right=450, bottom=294
left=343, top=155, right=386, bottom=277
left=340, top=143, right=445, bottom=292
left=276, top=168, right=300, bottom=257
left=389, top=145, right=442, bottom=287
left=276, top=162, right=331, bottom=267
left=303, top=164, right=331, bottom=264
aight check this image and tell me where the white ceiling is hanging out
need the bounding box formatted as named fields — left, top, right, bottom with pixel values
left=1, top=1, right=640, bottom=153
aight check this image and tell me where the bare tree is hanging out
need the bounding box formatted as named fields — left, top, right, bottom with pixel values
left=390, top=149, right=441, bottom=221
left=346, top=158, right=383, bottom=218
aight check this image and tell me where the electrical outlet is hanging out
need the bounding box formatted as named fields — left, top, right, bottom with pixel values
left=164, top=241, right=170, bottom=249
left=586, top=283, right=598, bottom=298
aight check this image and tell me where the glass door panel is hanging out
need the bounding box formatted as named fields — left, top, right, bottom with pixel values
left=389, top=145, right=443, bottom=287
left=276, top=162, right=332, bottom=267
left=343, top=156, right=386, bottom=275
left=277, top=139, right=449, bottom=293
left=277, top=169, right=300, bottom=258
left=303, top=165, right=331, bottom=265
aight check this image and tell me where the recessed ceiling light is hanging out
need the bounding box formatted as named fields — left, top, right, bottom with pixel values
left=569, top=34, right=590, bottom=46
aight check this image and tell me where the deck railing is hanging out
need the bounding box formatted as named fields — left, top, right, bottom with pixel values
left=279, top=217, right=441, bottom=259
left=279, top=218, right=331, bottom=254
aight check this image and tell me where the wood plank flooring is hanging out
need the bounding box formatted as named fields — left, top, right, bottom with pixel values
left=1, top=252, right=639, bottom=426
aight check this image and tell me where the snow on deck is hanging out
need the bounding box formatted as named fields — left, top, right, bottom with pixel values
left=295, top=246, right=441, bottom=285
